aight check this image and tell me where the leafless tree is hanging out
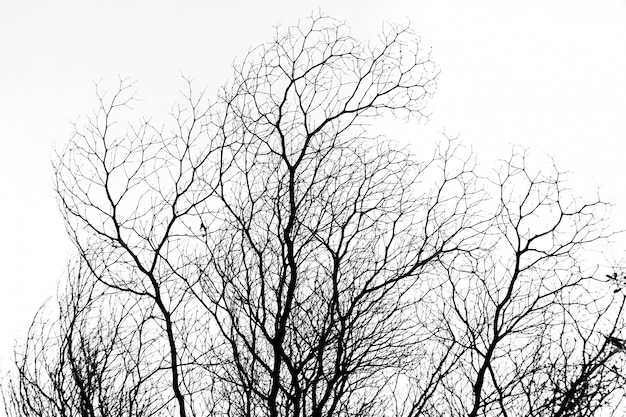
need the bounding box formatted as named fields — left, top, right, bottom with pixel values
left=4, top=13, right=625, bottom=417
left=423, top=152, right=626, bottom=417
left=49, top=71, right=222, bottom=416
left=2, top=261, right=161, bottom=417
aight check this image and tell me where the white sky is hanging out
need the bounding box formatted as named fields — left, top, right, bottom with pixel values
left=1, top=0, right=625, bottom=391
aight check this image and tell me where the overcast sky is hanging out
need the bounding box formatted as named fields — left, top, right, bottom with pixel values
left=1, top=0, right=625, bottom=382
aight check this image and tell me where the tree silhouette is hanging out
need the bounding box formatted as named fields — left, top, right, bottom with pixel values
left=4, top=14, right=626, bottom=417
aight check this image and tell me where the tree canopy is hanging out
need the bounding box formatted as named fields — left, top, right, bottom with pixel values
left=4, top=14, right=626, bottom=417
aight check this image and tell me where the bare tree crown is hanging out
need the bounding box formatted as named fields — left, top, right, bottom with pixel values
left=4, top=14, right=625, bottom=417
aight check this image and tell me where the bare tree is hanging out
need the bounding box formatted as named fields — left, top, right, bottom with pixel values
left=4, top=13, right=625, bottom=417
left=50, top=72, right=222, bottom=416
left=425, top=152, right=626, bottom=417
left=194, top=18, right=476, bottom=415
left=3, top=261, right=161, bottom=417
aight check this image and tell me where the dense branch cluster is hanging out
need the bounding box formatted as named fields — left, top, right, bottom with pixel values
left=3, top=15, right=625, bottom=417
